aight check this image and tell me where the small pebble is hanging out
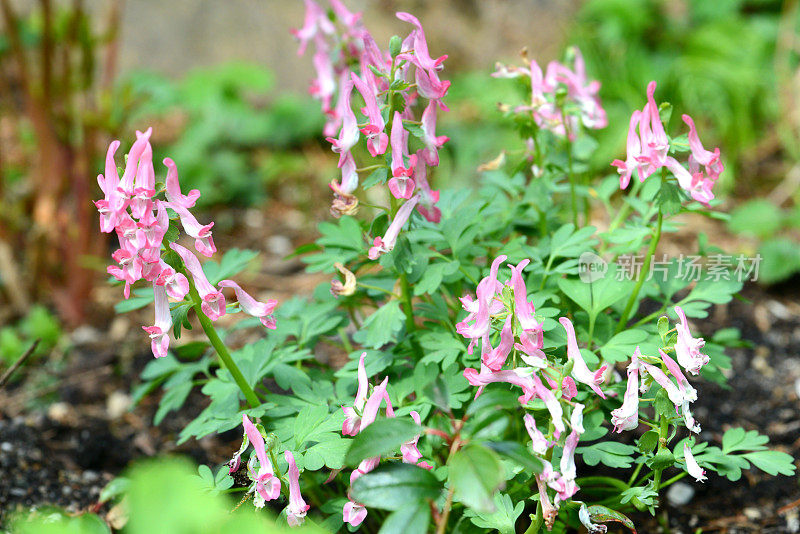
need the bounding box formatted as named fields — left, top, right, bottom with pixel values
left=1, top=442, right=12, bottom=453
left=785, top=510, right=799, bottom=533
left=744, top=507, right=761, bottom=520
left=666, top=482, right=695, bottom=506
left=106, top=391, right=132, bottom=419
left=267, top=235, right=292, bottom=256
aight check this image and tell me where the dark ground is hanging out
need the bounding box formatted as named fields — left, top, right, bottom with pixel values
left=0, top=266, right=798, bottom=532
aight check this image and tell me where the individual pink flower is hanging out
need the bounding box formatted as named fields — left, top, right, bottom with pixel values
left=242, top=415, right=281, bottom=503
left=414, top=65, right=451, bottom=103
left=218, top=280, right=277, bottom=328
left=510, top=260, right=543, bottom=350
left=410, top=156, right=441, bottom=223
left=96, top=141, right=128, bottom=233
left=342, top=352, right=369, bottom=436
left=351, top=71, right=388, bottom=156
left=388, top=112, right=417, bottom=198
left=660, top=350, right=697, bottom=403
left=570, top=402, right=585, bottom=434
left=641, top=359, right=700, bottom=433
left=674, top=306, right=709, bottom=375
left=343, top=500, right=368, bottom=527
left=534, top=468, right=560, bottom=530
left=107, top=242, right=143, bottom=299
left=368, top=195, right=419, bottom=259
left=523, top=413, right=551, bottom=455
left=683, top=442, right=707, bottom=483
left=291, top=0, right=333, bottom=56
left=155, top=260, right=190, bottom=300
left=128, top=136, right=156, bottom=220
left=482, top=315, right=514, bottom=371
left=612, top=109, right=644, bottom=189
left=561, top=377, right=577, bottom=400
left=310, top=47, right=337, bottom=118
left=329, top=0, right=361, bottom=28
left=163, top=157, right=201, bottom=209
left=166, top=202, right=216, bottom=257
left=611, top=348, right=641, bottom=432
left=117, top=127, right=152, bottom=196
left=560, top=318, right=607, bottom=398
left=463, top=367, right=538, bottom=405
left=396, top=12, right=447, bottom=72
left=142, top=283, right=172, bottom=358
left=138, top=200, right=169, bottom=249
left=665, top=156, right=715, bottom=205
left=284, top=451, right=310, bottom=526
left=682, top=114, right=723, bottom=179
left=400, top=411, right=432, bottom=469
left=419, top=101, right=449, bottom=166
left=326, top=75, right=360, bottom=163
left=170, top=243, right=226, bottom=320
left=548, top=429, right=580, bottom=504
left=637, top=81, right=670, bottom=179
left=358, top=376, right=389, bottom=433
left=456, top=255, right=506, bottom=341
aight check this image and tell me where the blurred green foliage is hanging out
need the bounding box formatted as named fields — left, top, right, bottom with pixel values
left=7, top=457, right=318, bottom=534
left=570, top=0, right=785, bottom=181
left=124, top=62, right=324, bottom=206
left=727, top=199, right=800, bottom=283
left=0, top=306, right=62, bottom=367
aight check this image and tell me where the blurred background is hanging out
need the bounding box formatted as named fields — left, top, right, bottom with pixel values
left=1, top=0, right=799, bottom=527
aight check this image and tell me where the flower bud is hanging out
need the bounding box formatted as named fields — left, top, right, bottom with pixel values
left=389, top=35, right=402, bottom=58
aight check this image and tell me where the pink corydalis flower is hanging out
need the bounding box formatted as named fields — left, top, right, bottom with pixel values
left=358, top=376, right=389, bottom=433
left=342, top=352, right=369, bottom=436
left=218, top=280, right=277, bottom=329
left=284, top=451, right=310, bottom=526
left=548, top=429, right=580, bottom=504
left=482, top=315, right=514, bottom=371
left=510, top=259, right=543, bottom=349
left=167, top=202, right=216, bottom=257
left=163, top=157, right=201, bottom=209
left=129, top=134, right=156, bottom=220
left=169, top=243, right=226, bottom=320
left=291, top=0, right=334, bottom=56
left=117, top=127, right=152, bottom=196
left=611, top=348, right=641, bottom=432
left=660, top=349, right=698, bottom=403
left=368, top=194, right=419, bottom=259
left=674, top=306, right=709, bottom=375
left=523, top=413, right=551, bottom=456
left=642, top=358, right=701, bottom=433
left=638, top=81, right=670, bottom=179
left=612, top=109, right=644, bottom=190
left=560, top=317, right=607, bottom=398
left=388, top=112, right=417, bottom=198
left=419, top=100, right=449, bottom=166
left=410, top=157, right=441, bottom=223
left=242, top=415, right=281, bottom=503
left=682, top=114, right=723, bottom=179
left=142, top=283, right=172, bottom=358
left=395, top=12, right=447, bottom=73
left=155, top=260, right=190, bottom=300
left=351, top=72, right=388, bottom=157
left=401, top=411, right=432, bottom=469
left=456, top=255, right=506, bottom=341
left=343, top=500, right=367, bottom=527
left=683, top=442, right=707, bottom=483
left=326, top=75, right=360, bottom=163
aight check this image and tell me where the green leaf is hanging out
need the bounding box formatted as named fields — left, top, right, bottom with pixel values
left=362, top=167, right=389, bottom=189
left=721, top=428, right=768, bottom=453
left=647, top=449, right=675, bottom=471
left=586, top=505, right=638, bottom=533
left=114, top=287, right=154, bottom=313
left=577, top=441, right=637, bottom=469
left=350, top=463, right=441, bottom=511
left=378, top=499, right=431, bottom=534
left=653, top=388, right=674, bottom=419
left=345, top=418, right=421, bottom=467
left=303, top=438, right=350, bottom=470
left=202, top=248, right=259, bottom=285
left=484, top=441, right=544, bottom=473
left=353, top=300, right=405, bottom=348
left=449, top=444, right=505, bottom=513
left=466, top=493, right=524, bottom=534
left=99, top=477, right=130, bottom=504
left=742, top=450, right=796, bottom=477
left=758, top=238, right=800, bottom=284
left=637, top=430, right=659, bottom=454
left=599, top=329, right=650, bottom=363
left=413, top=261, right=460, bottom=296
left=728, top=199, right=783, bottom=239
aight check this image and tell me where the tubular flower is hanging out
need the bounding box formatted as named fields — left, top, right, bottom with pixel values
left=682, top=114, right=723, bottom=179
left=169, top=243, right=226, bottom=321
left=342, top=352, right=369, bottom=436
left=142, top=283, right=172, bottom=358
left=611, top=348, right=641, bottom=432
left=291, top=0, right=333, bottom=56
left=642, top=359, right=701, bottom=433
left=638, top=80, right=669, bottom=178
left=359, top=377, right=389, bottom=432
left=155, top=260, right=190, bottom=300
left=463, top=367, right=538, bottom=406
left=419, top=100, right=449, bottom=166
left=548, top=429, right=580, bottom=504
left=351, top=72, right=388, bottom=156
left=535, top=468, right=560, bottom=530
left=368, top=194, right=419, bottom=259
left=343, top=500, right=368, bottom=527
left=400, top=411, right=432, bottom=469
left=326, top=75, right=360, bottom=163
left=163, top=157, right=200, bottom=209
left=660, top=350, right=698, bottom=403
left=117, top=127, right=152, bottom=196
left=523, top=413, right=551, bottom=455
left=218, top=280, right=277, bottom=328
left=95, top=141, right=128, bottom=233
left=411, top=155, right=441, bottom=223
left=242, top=415, right=281, bottom=504
left=482, top=315, right=514, bottom=371
left=611, top=110, right=643, bottom=189
left=510, top=260, right=543, bottom=350
left=560, top=318, right=607, bottom=398
left=683, top=442, right=707, bottom=483
left=167, top=201, right=216, bottom=257
left=388, top=112, right=416, bottom=198
left=284, top=451, right=310, bottom=526
left=674, top=306, right=709, bottom=375
left=456, top=255, right=506, bottom=341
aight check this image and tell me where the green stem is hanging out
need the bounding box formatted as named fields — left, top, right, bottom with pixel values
left=357, top=282, right=399, bottom=298
left=185, top=278, right=260, bottom=409
left=652, top=414, right=670, bottom=489
left=659, top=471, right=687, bottom=489
left=566, top=135, right=578, bottom=227
left=399, top=272, right=416, bottom=334
left=627, top=461, right=644, bottom=487
left=524, top=501, right=544, bottom=534
left=615, top=209, right=663, bottom=334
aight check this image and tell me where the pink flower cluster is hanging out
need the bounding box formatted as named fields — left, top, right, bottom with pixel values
left=341, top=352, right=432, bottom=527
left=95, top=129, right=277, bottom=358
left=293, top=0, right=449, bottom=247
left=612, top=81, right=724, bottom=204
left=456, top=255, right=608, bottom=509
left=235, top=415, right=310, bottom=525
left=494, top=47, right=607, bottom=139
left=612, top=306, right=709, bottom=437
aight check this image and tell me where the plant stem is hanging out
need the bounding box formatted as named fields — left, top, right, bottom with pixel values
left=652, top=414, right=670, bottom=489
left=435, top=483, right=455, bottom=534
left=185, top=276, right=260, bottom=409
left=659, top=471, right=687, bottom=489
left=566, top=136, right=578, bottom=227
left=615, top=209, right=663, bottom=334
